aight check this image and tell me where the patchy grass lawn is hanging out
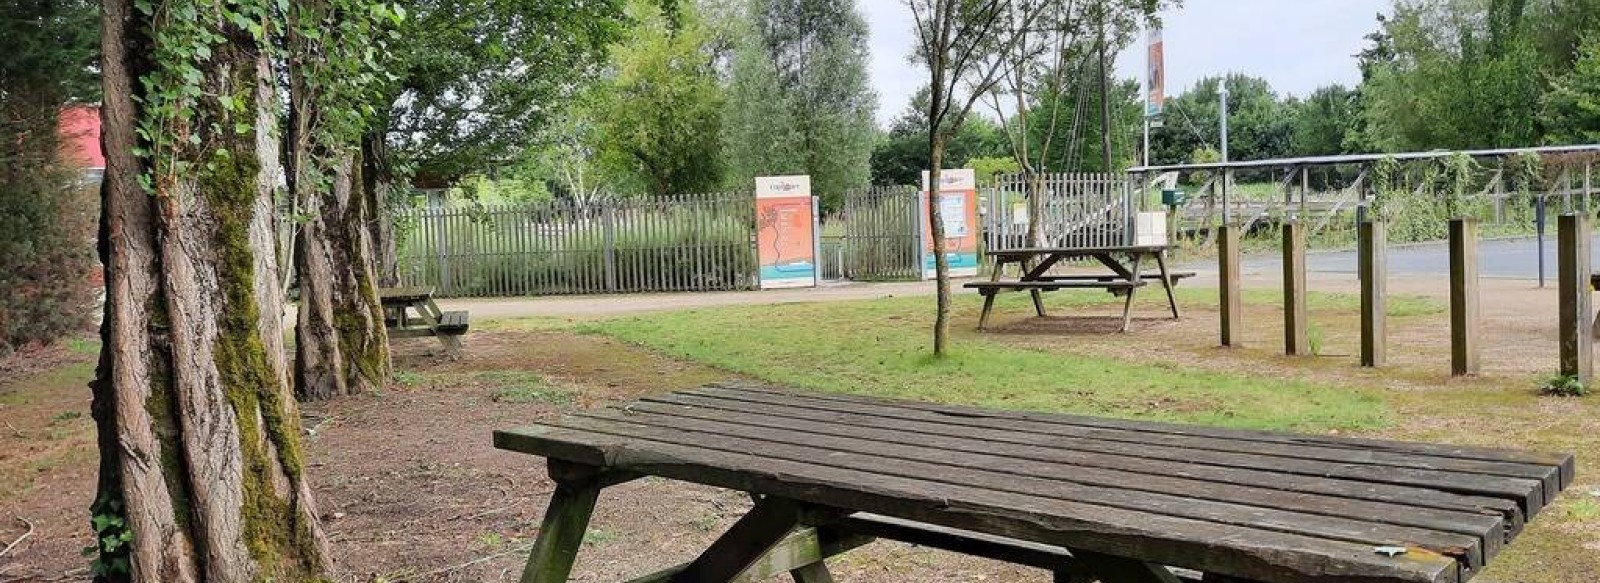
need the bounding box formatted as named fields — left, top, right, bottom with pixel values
left=576, top=289, right=1421, bottom=432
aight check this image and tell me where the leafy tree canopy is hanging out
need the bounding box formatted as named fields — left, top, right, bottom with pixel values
left=379, top=0, right=632, bottom=185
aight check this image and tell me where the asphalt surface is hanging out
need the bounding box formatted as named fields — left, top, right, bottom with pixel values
left=1245, top=235, right=1600, bottom=280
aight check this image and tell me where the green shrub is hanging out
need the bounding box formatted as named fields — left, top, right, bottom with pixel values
left=1541, top=374, right=1589, bottom=397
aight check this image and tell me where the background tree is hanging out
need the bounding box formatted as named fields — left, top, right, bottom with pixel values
left=362, top=0, right=629, bottom=280
left=1357, top=0, right=1543, bottom=151
left=871, top=88, right=1011, bottom=186
left=908, top=0, right=1048, bottom=356
left=0, top=0, right=99, bottom=357
left=750, top=0, right=878, bottom=209
left=592, top=0, right=727, bottom=196
left=1287, top=84, right=1359, bottom=157
left=1148, top=74, right=1290, bottom=166
left=94, top=0, right=329, bottom=579
left=1542, top=33, right=1600, bottom=144
left=1024, top=73, right=1144, bottom=172
left=721, top=19, right=806, bottom=192
left=287, top=0, right=400, bottom=401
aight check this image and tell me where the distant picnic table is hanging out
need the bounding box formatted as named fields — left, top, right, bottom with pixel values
left=967, top=245, right=1194, bottom=331
left=496, top=382, right=1574, bottom=583
left=380, top=286, right=468, bottom=355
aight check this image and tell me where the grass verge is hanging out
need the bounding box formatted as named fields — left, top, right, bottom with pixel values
left=577, top=290, right=1394, bottom=432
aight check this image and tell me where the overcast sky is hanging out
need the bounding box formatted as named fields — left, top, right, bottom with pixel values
left=863, top=0, right=1393, bottom=126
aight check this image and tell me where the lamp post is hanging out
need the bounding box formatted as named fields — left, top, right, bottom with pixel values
left=1219, top=79, right=1230, bottom=163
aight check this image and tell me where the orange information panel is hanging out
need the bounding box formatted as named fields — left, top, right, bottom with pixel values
left=920, top=169, right=980, bottom=279
left=755, top=176, right=819, bottom=289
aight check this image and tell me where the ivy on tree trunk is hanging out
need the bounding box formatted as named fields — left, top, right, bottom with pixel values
left=286, top=0, right=393, bottom=401
left=92, top=0, right=330, bottom=580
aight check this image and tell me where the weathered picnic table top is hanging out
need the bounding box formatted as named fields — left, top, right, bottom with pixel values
left=989, top=245, right=1172, bottom=258
left=379, top=286, right=436, bottom=304
left=495, top=382, right=1574, bottom=583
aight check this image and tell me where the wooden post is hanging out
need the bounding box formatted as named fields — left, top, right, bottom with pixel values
left=1219, top=224, right=1243, bottom=347
left=1358, top=220, right=1387, bottom=367
left=1449, top=218, right=1480, bottom=376
left=1558, top=214, right=1593, bottom=385
left=1282, top=221, right=1308, bottom=355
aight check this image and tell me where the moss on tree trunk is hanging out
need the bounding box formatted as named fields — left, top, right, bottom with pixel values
left=91, top=1, right=331, bottom=580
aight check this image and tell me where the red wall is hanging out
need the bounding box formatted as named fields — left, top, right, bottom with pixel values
left=58, top=106, right=104, bottom=170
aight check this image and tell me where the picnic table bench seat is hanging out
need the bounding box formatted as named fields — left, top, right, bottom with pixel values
left=379, top=286, right=468, bottom=355
left=965, top=280, right=1150, bottom=292
left=496, top=382, right=1574, bottom=583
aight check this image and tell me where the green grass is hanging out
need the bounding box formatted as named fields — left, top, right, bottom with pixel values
left=578, top=291, right=1391, bottom=432
left=65, top=338, right=100, bottom=355
left=481, top=371, right=573, bottom=405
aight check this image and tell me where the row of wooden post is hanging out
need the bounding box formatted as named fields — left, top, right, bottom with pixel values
left=1217, top=214, right=1595, bottom=385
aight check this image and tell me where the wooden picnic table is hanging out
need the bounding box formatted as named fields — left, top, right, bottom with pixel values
left=496, top=382, right=1574, bottom=583
left=969, top=245, right=1193, bottom=331
left=380, top=286, right=469, bottom=354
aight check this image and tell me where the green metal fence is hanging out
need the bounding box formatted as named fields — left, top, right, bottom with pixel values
left=395, top=194, right=758, bottom=297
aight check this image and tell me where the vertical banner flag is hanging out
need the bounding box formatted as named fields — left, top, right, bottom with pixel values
left=1146, top=26, right=1165, bottom=118
left=920, top=169, right=980, bottom=280
left=755, top=176, right=819, bottom=289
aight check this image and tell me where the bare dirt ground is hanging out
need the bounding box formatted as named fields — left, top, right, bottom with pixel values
left=3, top=275, right=1598, bottom=582
left=1, top=332, right=1035, bottom=583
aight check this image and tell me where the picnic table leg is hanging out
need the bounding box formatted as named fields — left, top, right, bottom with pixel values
left=978, top=258, right=1007, bottom=331
left=519, top=462, right=607, bottom=583
left=669, top=496, right=810, bottom=582
left=1119, top=254, right=1145, bottom=333
left=789, top=562, right=836, bottom=583
left=1155, top=251, right=1181, bottom=319
left=1023, top=258, right=1048, bottom=317
left=978, top=291, right=997, bottom=331
left=1070, top=550, right=1181, bottom=583
left=417, top=298, right=463, bottom=356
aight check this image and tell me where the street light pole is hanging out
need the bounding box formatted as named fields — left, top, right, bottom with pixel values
left=1219, top=79, right=1230, bottom=163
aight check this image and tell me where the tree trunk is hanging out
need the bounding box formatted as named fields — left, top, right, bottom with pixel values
left=91, top=1, right=330, bottom=581
left=361, top=129, right=400, bottom=287
left=292, top=150, right=392, bottom=401
left=289, top=9, right=393, bottom=401
left=928, top=137, right=951, bottom=357
left=1098, top=17, right=1114, bottom=173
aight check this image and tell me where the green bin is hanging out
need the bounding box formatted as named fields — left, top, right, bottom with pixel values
left=1161, top=189, right=1187, bottom=207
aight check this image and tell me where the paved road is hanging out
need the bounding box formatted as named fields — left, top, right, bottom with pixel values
left=1245, top=235, right=1600, bottom=280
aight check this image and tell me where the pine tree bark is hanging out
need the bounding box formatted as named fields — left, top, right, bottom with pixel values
left=91, top=1, right=330, bottom=580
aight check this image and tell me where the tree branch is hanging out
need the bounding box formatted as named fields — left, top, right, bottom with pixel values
left=0, top=517, right=35, bottom=558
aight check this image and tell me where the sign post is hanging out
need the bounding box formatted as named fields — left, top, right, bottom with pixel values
left=920, top=169, right=980, bottom=280
left=755, top=176, right=820, bottom=289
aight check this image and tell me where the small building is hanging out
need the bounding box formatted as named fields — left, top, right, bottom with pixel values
left=58, top=105, right=104, bottom=183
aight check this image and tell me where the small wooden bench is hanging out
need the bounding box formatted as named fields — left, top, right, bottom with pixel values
left=380, top=287, right=469, bottom=355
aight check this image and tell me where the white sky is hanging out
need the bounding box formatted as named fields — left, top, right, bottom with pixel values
left=863, top=0, right=1393, bottom=126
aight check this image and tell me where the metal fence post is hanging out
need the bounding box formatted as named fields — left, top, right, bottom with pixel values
left=603, top=204, right=618, bottom=292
